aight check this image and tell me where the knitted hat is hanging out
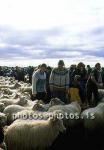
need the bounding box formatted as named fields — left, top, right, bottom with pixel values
left=58, top=60, right=65, bottom=66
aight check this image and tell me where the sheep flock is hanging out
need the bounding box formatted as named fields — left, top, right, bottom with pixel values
left=0, top=76, right=104, bottom=150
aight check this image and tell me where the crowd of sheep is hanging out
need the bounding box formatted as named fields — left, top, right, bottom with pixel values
left=0, top=76, right=104, bottom=150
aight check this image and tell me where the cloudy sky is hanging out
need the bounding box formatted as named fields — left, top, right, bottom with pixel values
left=0, top=0, right=104, bottom=67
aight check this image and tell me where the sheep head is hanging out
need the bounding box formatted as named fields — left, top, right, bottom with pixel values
left=49, top=116, right=66, bottom=133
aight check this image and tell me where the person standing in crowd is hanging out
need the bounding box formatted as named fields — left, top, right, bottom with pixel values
left=49, top=60, right=69, bottom=103
left=72, top=62, right=87, bottom=105
left=32, top=63, right=47, bottom=103
left=0, top=126, right=4, bottom=149
left=13, top=66, right=21, bottom=81
left=69, top=64, right=76, bottom=86
left=46, top=66, right=52, bottom=103
left=86, top=65, right=92, bottom=77
left=86, top=63, right=104, bottom=107
left=0, top=67, right=4, bottom=76
left=68, top=75, right=82, bottom=105
left=27, top=66, right=34, bottom=84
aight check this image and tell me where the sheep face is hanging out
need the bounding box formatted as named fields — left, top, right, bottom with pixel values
left=50, top=98, right=65, bottom=106
left=49, top=117, right=66, bottom=133
left=18, top=97, right=27, bottom=106
left=32, top=103, right=45, bottom=112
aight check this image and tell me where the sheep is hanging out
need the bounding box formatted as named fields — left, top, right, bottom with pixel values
left=0, top=88, right=13, bottom=95
left=0, top=99, right=15, bottom=107
left=4, top=117, right=66, bottom=150
left=4, top=101, right=49, bottom=123
left=0, top=97, right=28, bottom=107
left=48, top=102, right=81, bottom=113
left=50, top=98, right=65, bottom=106
left=37, top=98, right=65, bottom=112
left=0, top=103, right=5, bottom=112
left=16, top=96, right=28, bottom=106
left=32, top=102, right=48, bottom=112
left=81, top=102, right=104, bottom=130
left=0, top=94, right=10, bottom=99
left=98, top=89, right=104, bottom=100
left=9, top=82, right=21, bottom=89
left=20, top=86, right=32, bottom=94
left=0, top=82, right=21, bottom=90
left=100, top=97, right=104, bottom=103
left=3, top=105, right=27, bottom=124
left=48, top=102, right=81, bottom=127
left=0, top=113, right=7, bottom=127
left=3, top=105, right=26, bottom=116
left=13, top=102, right=49, bottom=121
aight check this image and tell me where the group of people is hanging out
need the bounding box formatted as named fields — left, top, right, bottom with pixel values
left=32, top=60, right=104, bottom=107
left=0, top=66, right=34, bottom=83
left=0, top=61, right=104, bottom=107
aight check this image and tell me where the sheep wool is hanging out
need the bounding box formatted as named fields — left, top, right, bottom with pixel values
left=5, top=118, right=66, bottom=150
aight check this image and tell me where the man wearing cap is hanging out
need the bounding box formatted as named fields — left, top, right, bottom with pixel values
left=49, top=60, right=69, bottom=103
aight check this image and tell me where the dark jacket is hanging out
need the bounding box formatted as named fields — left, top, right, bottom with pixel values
left=0, top=127, right=4, bottom=144
left=92, top=68, right=104, bottom=83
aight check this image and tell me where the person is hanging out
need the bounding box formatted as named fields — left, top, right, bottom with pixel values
left=69, top=64, right=76, bottom=86
left=32, top=63, right=47, bottom=103
left=49, top=60, right=69, bottom=103
left=46, top=66, right=52, bottom=103
left=27, top=66, right=34, bottom=83
left=86, top=63, right=103, bottom=107
left=0, top=126, right=4, bottom=149
left=0, top=67, right=4, bottom=76
left=68, top=75, right=82, bottom=105
left=86, top=65, right=92, bottom=77
left=72, top=62, right=87, bottom=104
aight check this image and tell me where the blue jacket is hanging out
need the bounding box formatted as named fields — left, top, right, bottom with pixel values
left=32, top=69, right=46, bottom=94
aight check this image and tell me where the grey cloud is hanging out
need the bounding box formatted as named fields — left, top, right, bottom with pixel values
left=0, top=25, right=104, bottom=62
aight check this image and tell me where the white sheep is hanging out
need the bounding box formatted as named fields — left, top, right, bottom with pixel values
left=9, top=82, right=21, bottom=89
left=0, top=97, right=28, bottom=107
left=0, top=94, right=10, bottom=99
left=48, top=102, right=81, bottom=127
left=13, top=109, right=57, bottom=122
left=98, top=89, right=104, bottom=100
left=35, top=98, right=65, bottom=112
left=20, top=86, right=32, bottom=94
left=3, top=105, right=28, bottom=124
left=6, top=101, right=49, bottom=123
left=48, top=102, right=81, bottom=113
left=50, top=98, right=65, bottom=106
left=81, top=102, right=104, bottom=130
left=4, top=117, right=66, bottom=150
left=3, top=104, right=26, bottom=115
